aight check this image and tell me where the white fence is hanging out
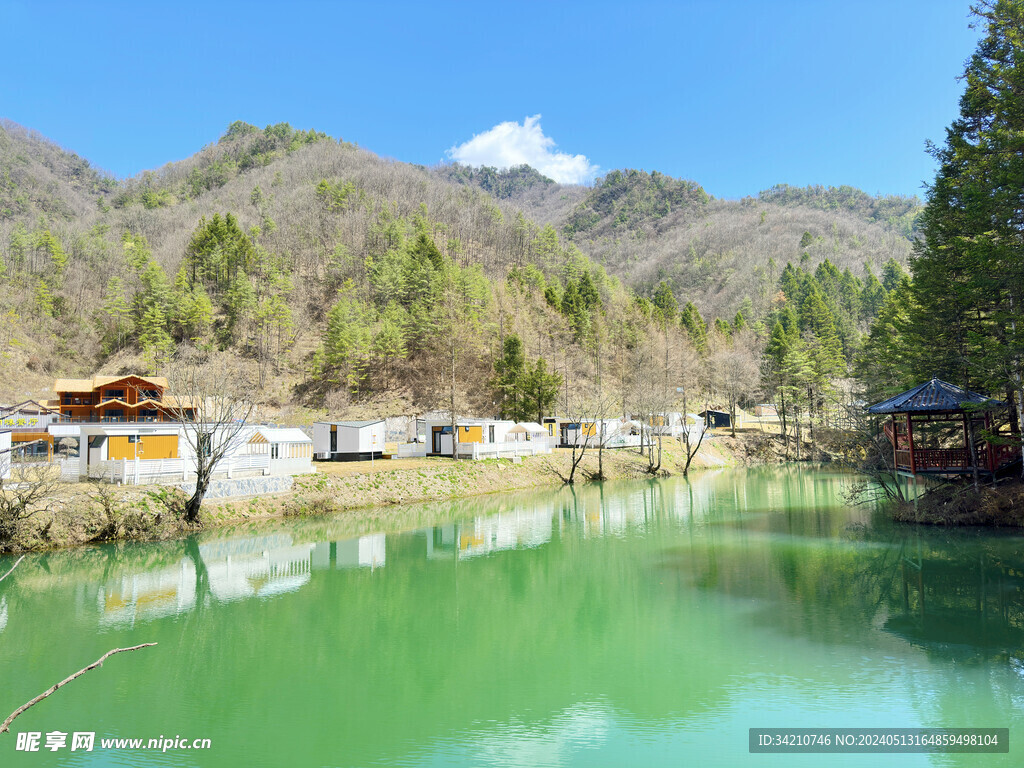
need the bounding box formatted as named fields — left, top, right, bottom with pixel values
left=395, top=443, right=428, bottom=459
left=456, top=439, right=554, bottom=460
left=88, top=453, right=272, bottom=485
left=59, top=458, right=81, bottom=482
left=602, top=434, right=643, bottom=449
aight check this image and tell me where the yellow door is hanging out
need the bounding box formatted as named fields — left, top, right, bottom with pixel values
left=108, top=436, right=136, bottom=460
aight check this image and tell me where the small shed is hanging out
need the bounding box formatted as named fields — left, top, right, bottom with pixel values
left=867, top=378, right=1020, bottom=477
left=248, top=427, right=314, bottom=475
left=700, top=410, right=731, bottom=429
left=313, top=420, right=385, bottom=461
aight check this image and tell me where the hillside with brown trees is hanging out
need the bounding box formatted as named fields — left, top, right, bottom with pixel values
left=0, top=119, right=916, bottom=452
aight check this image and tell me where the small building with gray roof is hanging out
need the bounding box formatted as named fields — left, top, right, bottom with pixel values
left=313, top=420, right=386, bottom=461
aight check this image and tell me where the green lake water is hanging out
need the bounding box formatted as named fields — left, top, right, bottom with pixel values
left=1, top=465, right=1022, bottom=767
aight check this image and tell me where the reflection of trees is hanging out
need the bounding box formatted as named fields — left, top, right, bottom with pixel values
left=7, top=466, right=1024, bottom=767
left=674, top=473, right=1024, bottom=663
left=887, top=539, right=1024, bottom=657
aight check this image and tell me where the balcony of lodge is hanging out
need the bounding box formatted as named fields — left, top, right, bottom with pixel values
left=868, top=378, right=1022, bottom=478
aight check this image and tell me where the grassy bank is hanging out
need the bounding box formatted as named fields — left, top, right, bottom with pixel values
left=1, top=431, right=773, bottom=553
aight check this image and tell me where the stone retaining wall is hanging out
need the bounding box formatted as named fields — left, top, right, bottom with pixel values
left=179, top=474, right=295, bottom=499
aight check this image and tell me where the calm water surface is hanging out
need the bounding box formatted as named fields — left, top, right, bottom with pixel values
left=1, top=466, right=1022, bottom=767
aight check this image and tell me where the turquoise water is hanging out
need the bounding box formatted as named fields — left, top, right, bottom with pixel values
left=1, top=466, right=1021, bottom=766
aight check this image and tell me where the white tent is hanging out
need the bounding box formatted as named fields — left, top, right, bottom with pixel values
left=508, top=422, right=548, bottom=442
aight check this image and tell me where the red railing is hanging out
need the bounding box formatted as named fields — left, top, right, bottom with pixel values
left=914, top=449, right=970, bottom=471
left=992, top=444, right=1021, bottom=468
left=895, top=445, right=1020, bottom=473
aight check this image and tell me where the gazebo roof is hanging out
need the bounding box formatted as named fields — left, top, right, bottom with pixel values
left=866, top=378, right=1005, bottom=414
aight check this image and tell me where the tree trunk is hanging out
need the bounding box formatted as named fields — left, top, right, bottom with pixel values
left=185, top=466, right=211, bottom=523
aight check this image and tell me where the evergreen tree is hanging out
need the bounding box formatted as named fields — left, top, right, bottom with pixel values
left=652, top=280, right=678, bottom=321
left=522, top=357, right=562, bottom=423
left=680, top=301, right=708, bottom=354
left=493, top=334, right=527, bottom=420
left=95, top=277, right=131, bottom=353
left=856, top=277, right=917, bottom=402
left=906, top=0, right=1024, bottom=449
left=322, top=282, right=372, bottom=393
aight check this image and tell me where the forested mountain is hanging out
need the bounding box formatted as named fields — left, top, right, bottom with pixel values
left=0, top=118, right=917, bottom=435
left=551, top=170, right=917, bottom=322
left=0, top=119, right=116, bottom=222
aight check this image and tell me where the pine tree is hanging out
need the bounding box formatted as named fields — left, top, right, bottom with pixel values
left=522, top=357, right=562, bottom=423
left=680, top=301, right=708, bottom=354
left=652, top=280, right=678, bottom=321
left=908, top=0, right=1024, bottom=448
left=493, top=334, right=527, bottom=420
left=96, top=277, right=131, bottom=353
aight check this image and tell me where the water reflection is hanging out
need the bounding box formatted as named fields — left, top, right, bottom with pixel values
left=3, top=465, right=1022, bottom=668
left=1, top=466, right=1022, bottom=768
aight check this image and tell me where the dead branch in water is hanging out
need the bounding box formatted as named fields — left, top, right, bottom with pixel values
left=1, top=643, right=157, bottom=734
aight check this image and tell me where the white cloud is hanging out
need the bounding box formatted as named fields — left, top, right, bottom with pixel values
left=448, top=115, right=599, bottom=185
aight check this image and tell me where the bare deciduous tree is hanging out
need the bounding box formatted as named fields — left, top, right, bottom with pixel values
left=707, top=328, right=761, bottom=438
left=0, top=446, right=61, bottom=551
left=161, top=354, right=256, bottom=523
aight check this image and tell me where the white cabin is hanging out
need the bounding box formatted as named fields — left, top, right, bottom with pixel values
left=313, top=420, right=386, bottom=461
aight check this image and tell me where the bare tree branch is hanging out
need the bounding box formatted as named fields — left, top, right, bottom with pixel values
left=1, top=643, right=158, bottom=734
left=160, top=353, right=256, bottom=522
left=0, top=555, right=24, bottom=585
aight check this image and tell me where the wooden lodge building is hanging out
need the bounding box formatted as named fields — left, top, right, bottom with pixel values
left=867, top=378, right=1021, bottom=477
left=48, top=375, right=194, bottom=423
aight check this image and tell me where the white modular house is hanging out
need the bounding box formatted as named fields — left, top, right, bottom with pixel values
left=556, top=418, right=625, bottom=447
left=312, top=420, right=386, bottom=461
left=422, top=417, right=517, bottom=457
left=0, top=430, right=11, bottom=480
left=244, top=427, right=314, bottom=475
left=650, top=412, right=685, bottom=437
left=78, top=423, right=312, bottom=484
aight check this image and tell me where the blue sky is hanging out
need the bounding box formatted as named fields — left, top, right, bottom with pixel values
left=0, top=1, right=980, bottom=199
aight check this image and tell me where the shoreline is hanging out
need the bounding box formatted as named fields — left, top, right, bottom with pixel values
left=0, top=436, right=756, bottom=554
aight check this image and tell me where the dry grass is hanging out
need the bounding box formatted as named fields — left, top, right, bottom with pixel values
left=893, top=480, right=1024, bottom=527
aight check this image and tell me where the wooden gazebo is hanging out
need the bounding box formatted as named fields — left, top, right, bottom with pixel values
left=867, top=378, right=1021, bottom=477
